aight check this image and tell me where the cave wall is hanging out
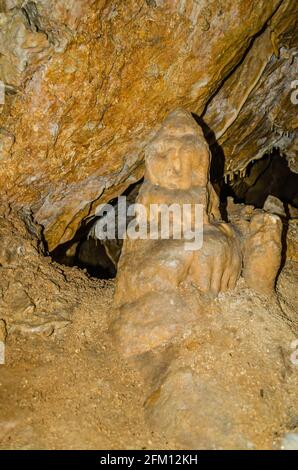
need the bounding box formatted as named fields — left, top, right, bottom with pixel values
left=0, top=0, right=297, bottom=250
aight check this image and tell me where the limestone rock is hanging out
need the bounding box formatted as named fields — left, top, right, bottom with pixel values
left=0, top=319, right=7, bottom=343
left=243, top=212, right=283, bottom=294
left=0, top=8, right=51, bottom=87
left=114, top=109, right=239, bottom=356
left=0, top=208, right=77, bottom=335
left=263, top=195, right=286, bottom=217
left=144, top=289, right=298, bottom=449
left=286, top=220, right=298, bottom=263
left=0, top=0, right=294, bottom=250
left=145, top=367, right=254, bottom=449
left=111, top=292, right=198, bottom=357
left=115, top=239, right=194, bottom=307
left=189, top=223, right=242, bottom=294
left=114, top=109, right=283, bottom=359
left=204, top=0, right=298, bottom=178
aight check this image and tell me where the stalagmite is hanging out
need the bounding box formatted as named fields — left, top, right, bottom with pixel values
left=113, top=109, right=283, bottom=358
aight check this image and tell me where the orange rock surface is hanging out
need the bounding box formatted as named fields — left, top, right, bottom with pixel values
left=0, top=0, right=296, bottom=250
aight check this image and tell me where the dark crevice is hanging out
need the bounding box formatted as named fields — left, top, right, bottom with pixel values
left=192, top=113, right=228, bottom=221
left=226, top=150, right=298, bottom=208
left=50, top=179, right=142, bottom=279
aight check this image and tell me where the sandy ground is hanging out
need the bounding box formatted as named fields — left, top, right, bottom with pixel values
left=0, top=274, right=172, bottom=449
left=0, top=213, right=298, bottom=449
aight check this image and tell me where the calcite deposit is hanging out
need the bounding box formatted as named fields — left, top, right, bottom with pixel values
left=242, top=212, right=283, bottom=294
left=113, top=109, right=283, bottom=357
left=1, top=204, right=298, bottom=450
left=110, top=110, right=296, bottom=449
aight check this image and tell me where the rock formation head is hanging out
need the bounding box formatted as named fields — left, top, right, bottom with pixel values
left=145, top=109, right=211, bottom=190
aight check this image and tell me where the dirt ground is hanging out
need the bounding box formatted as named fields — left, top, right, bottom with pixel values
left=0, top=277, right=170, bottom=450
left=0, top=212, right=298, bottom=450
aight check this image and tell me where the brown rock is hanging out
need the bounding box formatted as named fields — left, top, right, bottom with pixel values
left=0, top=319, right=7, bottom=343
left=113, top=109, right=243, bottom=356
left=145, top=366, right=252, bottom=449
left=0, top=0, right=291, bottom=250
left=115, top=239, right=194, bottom=308
left=243, top=212, right=283, bottom=294
left=189, top=223, right=242, bottom=294
left=204, top=0, right=298, bottom=177
left=114, top=109, right=284, bottom=361
left=263, top=195, right=286, bottom=217
left=0, top=8, right=51, bottom=87
left=116, top=109, right=243, bottom=304
left=111, top=292, right=198, bottom=358
left=145, top=109, right=211, bottom=190
left=286, top=220, right=298, bottom=263
left=0, top=208, right=76, bottom=335
left=145, top=291, right=298, bottom=449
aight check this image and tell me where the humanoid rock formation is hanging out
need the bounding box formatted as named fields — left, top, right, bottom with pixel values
left=112, top=109, right=283, bottom=357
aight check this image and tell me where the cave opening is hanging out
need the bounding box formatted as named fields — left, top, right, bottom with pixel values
left=222, top=149, right=298, bottom=212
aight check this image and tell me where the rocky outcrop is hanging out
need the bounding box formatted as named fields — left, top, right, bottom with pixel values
left=0, top=0, right=296, bottom=250
left=203, top=0, right=298, bottom=176
left=0, top=205, right=79, bottom=336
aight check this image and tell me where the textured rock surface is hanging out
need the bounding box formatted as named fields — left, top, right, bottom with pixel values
left=110, top=109, right=291, bottom=448
left=0, top=207, right=78, bottom=336
left=0, top=0, right=296, bottom=249
left=144, top=284, right=298, bottom=449
left=113, top=110, right=283, bottom=358
left=263, top=195, right=286, bottom=218
left=0, top=205, right=297, bottom=449
left=113, top=111, right=239, bottom=355
left=0, top=1, right=297, bottom=448
left=286, top=220, right=298, bottom=263
left=242, top=212, right=283, bottom=294
left=203, top=0, right=298, bottom=175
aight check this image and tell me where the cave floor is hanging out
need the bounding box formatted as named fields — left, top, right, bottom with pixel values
left=0, top=258, right=298, bottom=450
left=0, top=275, right=169, bottom=450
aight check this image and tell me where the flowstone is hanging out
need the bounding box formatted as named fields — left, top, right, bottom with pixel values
left=112, top=109, right=283, bottom=357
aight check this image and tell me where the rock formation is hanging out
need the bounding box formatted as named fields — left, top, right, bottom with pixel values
left=242, top=212, right=282, bottom=294
left=1, top=202, right=297, bottom=449
left=0, top=0, right=297, bottom=452
left=0, top=0, right=296, bottom=250
left=113, top=109, right=283, bottom=357
left=109, top=110, right=297, bottom=449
